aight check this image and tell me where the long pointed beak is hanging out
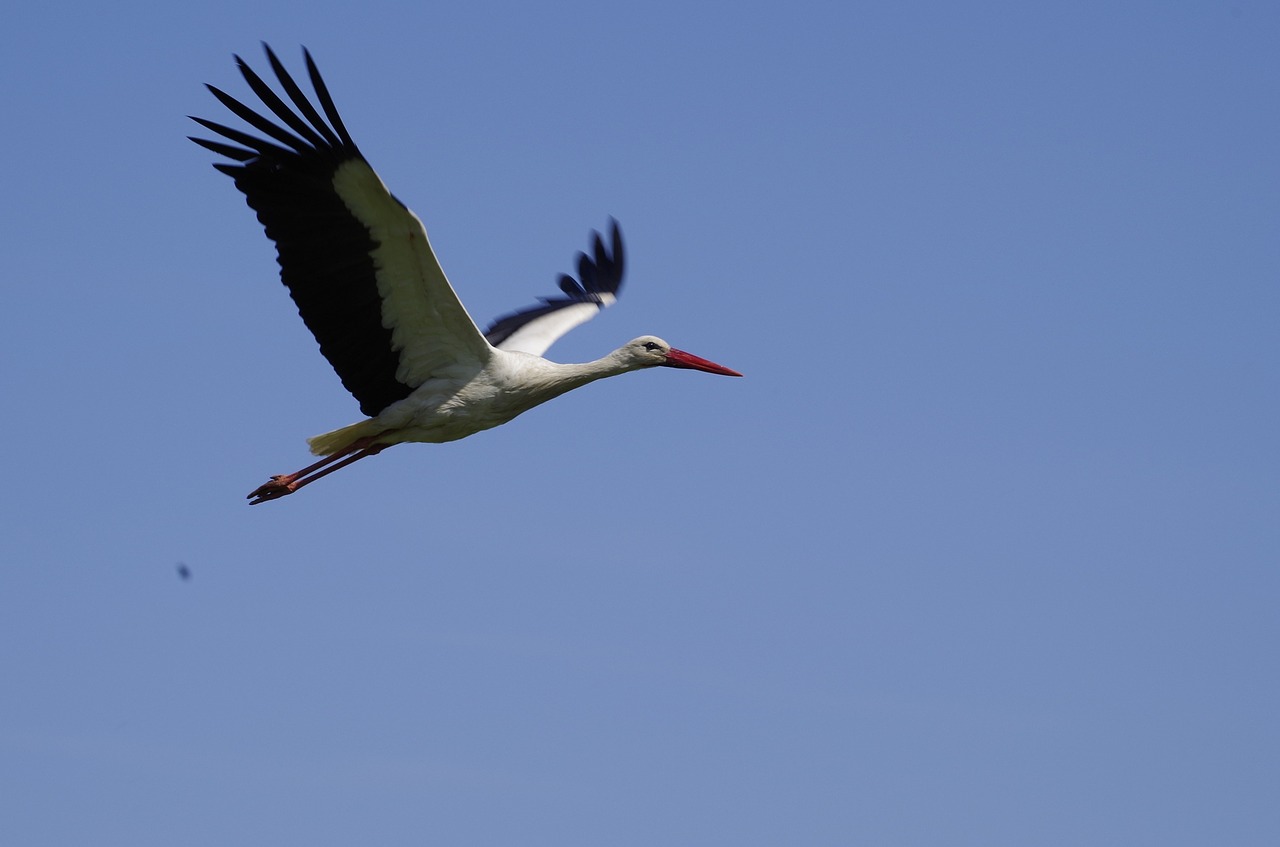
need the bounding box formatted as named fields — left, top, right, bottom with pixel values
left=662, top=348, right=743, bottom=377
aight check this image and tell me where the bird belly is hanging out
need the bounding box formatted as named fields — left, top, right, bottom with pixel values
left=374, top=380, right=543, bottom=445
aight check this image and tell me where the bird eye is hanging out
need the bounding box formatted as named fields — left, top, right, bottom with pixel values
left=643, top=341, right=660, bottom=351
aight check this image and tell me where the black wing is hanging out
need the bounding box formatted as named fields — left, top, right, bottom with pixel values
left=190, top=45, right=490, bottom=417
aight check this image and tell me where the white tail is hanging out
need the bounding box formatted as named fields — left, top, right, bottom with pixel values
left=306, top=419, right=382, bottom=456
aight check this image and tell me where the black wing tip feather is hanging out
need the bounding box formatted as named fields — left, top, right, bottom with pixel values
left=189, top=44, right=361, bottom=171
left=482, top=220, right=627, bottom=346
left=302, top=47, right=359, bottom=150
left=559, top=220, right=625, bottom=299
left=192, top=45, right=413, bottom=418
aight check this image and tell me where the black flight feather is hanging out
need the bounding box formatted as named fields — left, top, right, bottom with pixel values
left=190, top=45, right=411, bottom=417
left=483, top=219, right=625, bottom=348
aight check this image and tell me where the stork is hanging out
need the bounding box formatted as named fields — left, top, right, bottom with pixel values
left=191, top=45, right=741, bottom=504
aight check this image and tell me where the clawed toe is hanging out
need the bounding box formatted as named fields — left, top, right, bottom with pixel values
left=247, top=475, right=298, bottom=505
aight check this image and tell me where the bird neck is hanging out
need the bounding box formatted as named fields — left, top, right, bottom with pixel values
left=500, top=349, right=637, bottom=404
left=543, top=350, right=636, bottom=388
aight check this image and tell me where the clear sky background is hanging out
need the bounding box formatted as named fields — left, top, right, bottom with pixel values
left=2, top=1, right=1277, bottom=844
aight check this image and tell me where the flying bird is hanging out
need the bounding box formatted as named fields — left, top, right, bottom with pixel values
left=191, top=45, right=741, bottom=504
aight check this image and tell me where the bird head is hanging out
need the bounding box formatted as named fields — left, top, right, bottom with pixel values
left=622, top=336, right=742, bottom=376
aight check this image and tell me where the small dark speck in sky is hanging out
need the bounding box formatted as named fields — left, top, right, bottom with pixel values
left=176, top=563, right=191, bottom=581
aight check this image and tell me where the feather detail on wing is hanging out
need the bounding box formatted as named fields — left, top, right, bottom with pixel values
left=190, top=44, right=492, bottom=417
left=484, top=219, right=625, bottom=357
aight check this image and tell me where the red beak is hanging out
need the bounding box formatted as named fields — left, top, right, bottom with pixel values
left=662, top=348, right=743, bottom=377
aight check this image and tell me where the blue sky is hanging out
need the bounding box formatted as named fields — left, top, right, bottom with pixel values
left=2, top=1, right=1277, bottom=844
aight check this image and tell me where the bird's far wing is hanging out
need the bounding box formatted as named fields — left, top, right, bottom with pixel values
left=190, top=45, right=493, bottom=418
left=484, top=220, right=625, bottom=357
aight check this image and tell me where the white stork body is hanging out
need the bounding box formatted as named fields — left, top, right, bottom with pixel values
left=309, top=340, right=693, bottom=455
left=191, top=46, right=740, bottom=503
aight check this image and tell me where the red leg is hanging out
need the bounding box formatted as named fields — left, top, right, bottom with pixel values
left=248, top=437, right=387, bottom=504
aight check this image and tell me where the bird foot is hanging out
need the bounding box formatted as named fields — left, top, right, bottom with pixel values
left=247, top=475, right=299, bottom=505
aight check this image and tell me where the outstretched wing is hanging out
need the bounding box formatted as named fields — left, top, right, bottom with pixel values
left=484, top=220, right=625, bottom=357
left=190, top=44, right=492, bottom=417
